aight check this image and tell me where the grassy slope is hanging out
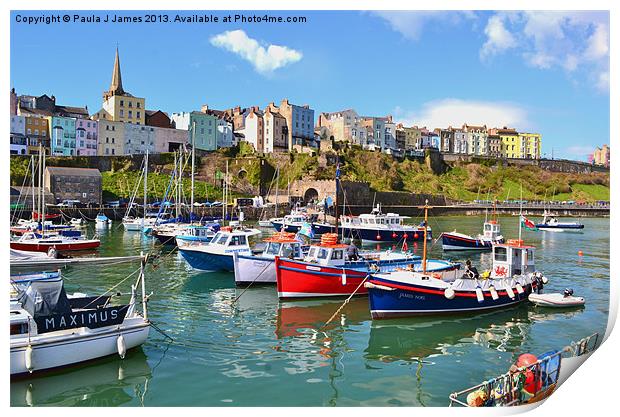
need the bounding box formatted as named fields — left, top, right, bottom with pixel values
left=10, top=151, right=610, bottom=203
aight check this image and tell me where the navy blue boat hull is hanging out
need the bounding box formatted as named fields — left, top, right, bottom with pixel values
left=368, top=277, right=534, bottom=319
left=441, top=233, right=502, bottom=251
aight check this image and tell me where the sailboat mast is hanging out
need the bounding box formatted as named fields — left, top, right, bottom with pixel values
left=37, top=145, right=42, bottom=223
left=41, top=148, right=46, bottom=230
left=518, top=183, right=523, bottom=242
left=274, top=166, right=279, bottom=218
left=30, top=154, right=36, bottom=219
left=143, top=151, right=148, bottom=226
left=179, top=149, right=183, bottom=218
left=190, top=121, right=196, bottom=219
left=422, top=200, right=429, bottom=274
left=225, top=159, right=229, bottom=222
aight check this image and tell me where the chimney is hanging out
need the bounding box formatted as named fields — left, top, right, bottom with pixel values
left=201, top=104, right=209, bottom=113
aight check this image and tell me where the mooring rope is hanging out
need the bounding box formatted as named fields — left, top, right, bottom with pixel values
left=319, top=274, right=369, bottom=331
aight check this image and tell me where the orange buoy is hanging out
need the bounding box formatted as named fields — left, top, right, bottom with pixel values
left=578, top=250, right=583, bottom=256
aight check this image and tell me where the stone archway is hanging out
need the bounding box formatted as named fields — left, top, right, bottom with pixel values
left=303, top=187, right=319, bottom=203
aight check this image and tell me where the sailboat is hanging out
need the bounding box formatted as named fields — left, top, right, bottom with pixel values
left=11, top=147, right=100, bottom=253
left=366, top=199, right=548, bottom=319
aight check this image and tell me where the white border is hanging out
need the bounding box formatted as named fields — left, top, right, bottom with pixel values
left=1, top=1, right=616, bottom=416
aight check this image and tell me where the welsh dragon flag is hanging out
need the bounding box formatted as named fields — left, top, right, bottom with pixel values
left=521, top=215, right=538, bottom=231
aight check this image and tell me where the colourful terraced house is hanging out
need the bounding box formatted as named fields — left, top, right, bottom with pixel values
left=49, top=115, right=77, bottom=156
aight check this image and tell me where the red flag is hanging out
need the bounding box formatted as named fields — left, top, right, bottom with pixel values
left=521, top=215, right=537, bottom=230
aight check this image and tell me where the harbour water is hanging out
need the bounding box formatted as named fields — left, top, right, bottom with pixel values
left=10, top=215, right=610, bottom=406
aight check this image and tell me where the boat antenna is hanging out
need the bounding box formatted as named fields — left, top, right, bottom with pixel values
left=190, top=121, right=196, bottom=223
left=484, top=188, right=490, bottom=223
left=422, top=199, right=429, bottom=274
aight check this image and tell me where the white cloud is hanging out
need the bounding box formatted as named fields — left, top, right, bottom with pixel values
left=479, top=11, right=609, bottom=92
left=480, top=14, right=517, bottom=60
left=210, top=30, right=302, bottom=75
left=371, top=11, right=477, bottom=41
left=396, top=99, right=529, bottom=130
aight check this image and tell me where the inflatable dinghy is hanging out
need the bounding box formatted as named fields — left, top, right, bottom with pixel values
left=528, top=289, right=585, bottom=308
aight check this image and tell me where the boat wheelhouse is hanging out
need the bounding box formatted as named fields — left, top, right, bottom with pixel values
left=178, top=227, right=261, bottom=272
left=339, top=204, right=431, bottom=243
left=233, top=232, right=305, bottom=286
left=275, top=233, right=455, bottom=299
left=175, top=224, right=220, bottom=248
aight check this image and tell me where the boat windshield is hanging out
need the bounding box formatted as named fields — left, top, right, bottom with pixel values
left=316, top=248, right=330, bottom=260
left=229, top=235, right=247, bottom=246
left=265, top=242, right=282, bottom=255
left=213, top=233, right=229, bottom=245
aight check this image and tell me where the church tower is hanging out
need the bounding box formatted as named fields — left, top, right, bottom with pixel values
left=100, top=47, right=145, bottom=125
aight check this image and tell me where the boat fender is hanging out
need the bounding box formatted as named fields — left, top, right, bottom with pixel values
left=117, top=334, right=127, bottom=359
left=25, top=345, right=34, bottom=373
left=341, top=272, right=347, bottom=286
left=47, top=247, right=57, bottom=259
left=515, top=283, right=525, bottom=294
left=475, top=287, right=484, bottom=303
left=466, top=389, right=488, bottom=407
left=489, top=286, right=499, bottom=300
left=541, top=276, right=549, bottom=284
left=444, top=288, right=455, bottom=300
left=505, top=284, right=516, bottom=299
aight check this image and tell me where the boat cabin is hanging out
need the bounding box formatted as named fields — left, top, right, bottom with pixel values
left=492, top=239, right=535, bottom=278
left=482, top=220, right=502, bottom=239
left=263, top=239, right=303, bottom=259
left=210, top=231, right=251, bottom=249
left=303, top=244, right=349, bottom=266
left=282, top=214, right=307, bottom=224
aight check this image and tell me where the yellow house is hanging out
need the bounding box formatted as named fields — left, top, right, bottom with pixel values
left=493, top=127, right=521, bottom=158
left=520, top=132, right=542, bottom=159
left=25, top=115, right=50, bottom=154
left=98, top=48, right=145, bottom=125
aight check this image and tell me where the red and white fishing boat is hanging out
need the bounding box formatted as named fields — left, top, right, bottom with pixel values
left=275, top=233, right=458, bottom=299
left=10, top=232, right=100, bottom=253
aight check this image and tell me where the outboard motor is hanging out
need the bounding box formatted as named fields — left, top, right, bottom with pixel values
left=564, top=288, right=574, bottom=297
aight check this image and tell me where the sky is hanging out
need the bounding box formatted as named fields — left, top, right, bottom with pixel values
left=10, top=10, right=610, bottom=160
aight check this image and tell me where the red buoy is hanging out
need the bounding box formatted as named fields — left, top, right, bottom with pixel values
left=414, top=233, right=419, bottom=239
left=403, top=233, right=409, bottom=239
left=376, top=234, right=381, bottom=240
left=392, top=232, right=397, bottom=238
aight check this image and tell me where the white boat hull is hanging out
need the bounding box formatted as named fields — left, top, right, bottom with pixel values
left=233, top=253, right=276, bottom=285
left=528, top=293, right=585, bottom=308
left=10, top=318, right=149, bottom=376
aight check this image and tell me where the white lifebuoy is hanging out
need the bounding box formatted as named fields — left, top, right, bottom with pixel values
left=515, top=283, right=524, bottom=294
left=542, top=276, right=549, bottom=284
left=475, top=287, right=484, bottom=303
left=489, top=286, right=499, bottom=300
left=444, top=288, right=455, bottom=299
left=117, top=334, right=127, bottom=359
left=25, top=345, right=34, bottom=372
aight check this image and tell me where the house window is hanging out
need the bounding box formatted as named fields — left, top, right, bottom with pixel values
left=137, top=102, right=141, bottom=108
left=42, top=131, right=46, bottom=137
left=128, top=111, right=133, bottom=118
left=27, top=128, right=31, bottom=134
left=129, top=101, right=133, bottom=108
left=137, top=111, right=140, bottom=119
left=35, top=129, right=39, bottom=135
left=112, top=138, right=115, bottom=144
left=105, top=148, right=109, bottom=155
left=120, top=110, right=124, bottom=117
left=120, top=100, right=124, bottom=107
left=111, top=148, right=115, bottom=155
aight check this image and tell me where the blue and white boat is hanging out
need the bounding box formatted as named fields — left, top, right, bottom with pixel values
left=441, top=220, right=504, bottom=251
left=175, top=224, right=220, bottom=248
left=95, top=213, right=112, bottom=228
left=535, top=212, right=584, bottom=232
left=367, top=239, right=547, bottom=319
left=271, top=212, right=333, bottom=235
left=179, top=227, right=262, bottom=272
left=339, top=204, right=431, bottom=243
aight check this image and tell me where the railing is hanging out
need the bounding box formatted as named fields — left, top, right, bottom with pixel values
left=448, top=333, right=599, bottom=407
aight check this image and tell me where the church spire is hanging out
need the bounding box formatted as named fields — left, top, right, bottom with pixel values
left=109, top=47, right=124, bottom=96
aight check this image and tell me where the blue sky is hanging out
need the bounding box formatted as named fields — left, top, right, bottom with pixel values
left=10, top=10, right=609, bottom=160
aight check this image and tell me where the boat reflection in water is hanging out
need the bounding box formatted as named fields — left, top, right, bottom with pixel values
left=10, top=348, right=152, bottom=407
left=275, top=297, right=369, bottom=339
left=364, top=307, right=533, bottom=363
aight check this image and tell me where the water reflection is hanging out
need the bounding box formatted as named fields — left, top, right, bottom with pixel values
left=11, top=348, right=152, bottom=407
left=364, top=307, right=532, bottom=363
